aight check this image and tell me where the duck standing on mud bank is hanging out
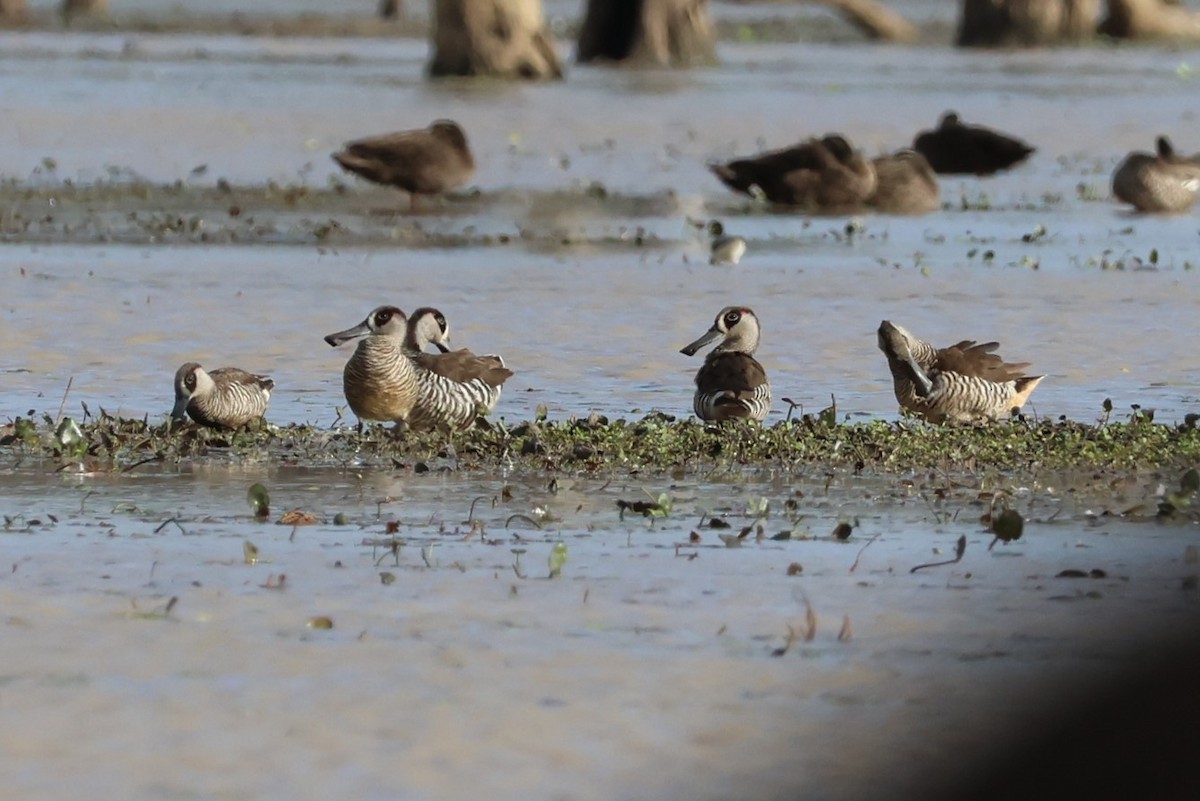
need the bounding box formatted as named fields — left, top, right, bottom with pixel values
left=332, top=119, right=475, bottom=211
left=680, top=307, right=772, bottom=423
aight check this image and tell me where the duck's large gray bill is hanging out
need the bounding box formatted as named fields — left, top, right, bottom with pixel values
left=680, top=327, right=722, bottom=357
left=324, top=320, right=372, bottom=347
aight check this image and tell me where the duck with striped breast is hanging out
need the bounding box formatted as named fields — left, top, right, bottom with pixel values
left=877, top=320, right=1043, bottom=424
left=172, top=363, right=274, bottom=429
left=680, top=306, right=771, bottom=422
left=324, top=305, right=511, bottom=432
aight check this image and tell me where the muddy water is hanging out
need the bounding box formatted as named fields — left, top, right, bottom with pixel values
left=2, top=29, right=1199, bottom=425
left=3, top=8, right=1200, bottom=800
left=2, top=463, right=1199, bottom=800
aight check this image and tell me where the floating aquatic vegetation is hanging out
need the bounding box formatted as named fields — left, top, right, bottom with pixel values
left=548, top=542, right=567, bottom=579
left=616, top=492, right=672, bottom=520
left=6, top=412, right=1200, bottom=478
left=307, top=616, right=333, bottom=630
left=278, top=510, right=318, bottom=526
left=128, top=596, right=178, bottom=620
left=247, top=483, right=270, bottom=519
left=1157, top=468, right=1200, bottom=519
left=910, top=535, right=967, bottom=574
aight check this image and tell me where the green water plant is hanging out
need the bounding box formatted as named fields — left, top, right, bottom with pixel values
left=6, top=410, right=1200, bottom=478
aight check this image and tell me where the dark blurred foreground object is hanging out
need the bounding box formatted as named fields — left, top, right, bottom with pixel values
left=1112, top=135, right=1200, bottom=213
left=930, top=637, right=1200, bottom=801
left=913, top=112, right=1035, bottom=176
left=577, top=0, right=716, bottom=66
left=332, top=120, right=475, bottom=211
left=378, top=0, right=403, bottom=19
left=428, top=0, right=562, bottom=79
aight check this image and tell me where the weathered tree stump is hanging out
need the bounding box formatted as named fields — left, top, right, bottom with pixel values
left=0, top=0, right=27, bottom=22
left=428, top=0, right=562, bottom=80
left=1100, top=0, right=1200, bottom=39
left=957, top=0, right=1098, bottom=46
left=577, top=0, right=716, bottom=67
left=62, top=0, right=108, bottom=20
left=808, top=0, right=919, bottom=42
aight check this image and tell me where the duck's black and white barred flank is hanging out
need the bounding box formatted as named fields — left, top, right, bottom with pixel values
left=694, top=380, right=771, bottom=423
left=406, top=364, right=505, bottom=431
left=877, top=321, right=1043, bottom=424
left=172, top=363, right=273, bottom=429
left=909, top=370, right=1031, bottom=422
left=326, top=305, right=511, bottom=433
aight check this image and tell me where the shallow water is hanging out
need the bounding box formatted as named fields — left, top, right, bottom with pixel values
left=2, top=24, right=1200, bottom=425
left=3, top=6, right=1200, bottom=799
left=2, top=464, right=1199, bottom=800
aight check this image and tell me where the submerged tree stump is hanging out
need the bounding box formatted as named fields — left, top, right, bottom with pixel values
left=957, top=0, right=1098, bottom=45
left=61, top=0, right=108, bottom=20
left=809, top=0, right=919, bottom=42
left=0, top=0, right=26, bottom=22
left=1100, top=0, right=1200, bottom=39
left=428, top=0, right=562, bottom=80
left=577, top=0, right=716, bottom=67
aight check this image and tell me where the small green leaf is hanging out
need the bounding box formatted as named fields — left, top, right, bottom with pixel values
left=247, top=483, right=270, bottom=518
left=548, top=542, right=567, bottom=578
left=55, top=417, right=82, bottom=448
left=243, top=540, right=259, bottom=565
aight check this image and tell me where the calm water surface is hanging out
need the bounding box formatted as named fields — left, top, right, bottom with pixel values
left=0, top=26, right=1198, bottom=424
left=2, top=10, right=1200, bottom=800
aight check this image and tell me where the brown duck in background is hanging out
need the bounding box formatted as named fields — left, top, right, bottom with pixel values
left=877, top=321, right=1043, bottom=424
left=867, top=149, right=940, bottom=215
left=1112, top=135, right=1200, bottom=213
left=913, top=112, right=1035, bottom=176
left=708, top=134, right=876, bottom=211
left=332, top=119, right=474, bottom=211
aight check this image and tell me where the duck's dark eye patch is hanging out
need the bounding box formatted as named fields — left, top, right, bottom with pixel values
left=724, top=311, right=741, bottom=326
left=376, top=310, right=392, bottom=325
left=185, top=372, right=197, bottom=390
left=436, top=314, right=447, bottom=330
